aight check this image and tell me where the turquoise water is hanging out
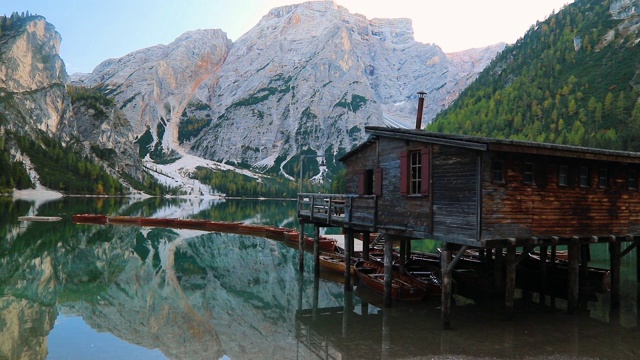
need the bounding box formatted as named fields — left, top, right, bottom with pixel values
left=1, top=196, right=639, bottom=359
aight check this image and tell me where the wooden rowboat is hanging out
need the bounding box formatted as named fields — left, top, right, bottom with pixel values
left=319, top=252, right=355, bottom=276
left=354, top=259, right=433, bottom=301
left=284, top=231, right=337, bottom=252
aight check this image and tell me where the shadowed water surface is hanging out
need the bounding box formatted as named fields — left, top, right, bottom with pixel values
left=1, top=196, right=638, bottom=359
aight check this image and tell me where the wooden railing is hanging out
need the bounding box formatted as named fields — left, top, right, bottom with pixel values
left=297, top=193, right=377, bottom=230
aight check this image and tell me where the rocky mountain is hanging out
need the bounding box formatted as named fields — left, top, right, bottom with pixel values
left=0, top=15, right=68, bottom=136
left=74, top=1, right=503, bottom=184
left=2, top=2, right=503, bottom=196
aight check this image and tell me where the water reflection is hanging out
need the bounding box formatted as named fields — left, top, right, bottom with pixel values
left=1, top=197, right=639, bottom=359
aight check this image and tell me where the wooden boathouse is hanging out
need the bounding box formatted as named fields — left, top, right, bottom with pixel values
left=297, top=125, right=640, bottom=328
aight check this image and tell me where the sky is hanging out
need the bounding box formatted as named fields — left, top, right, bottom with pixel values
left=2, top=0, right=573, bottom=74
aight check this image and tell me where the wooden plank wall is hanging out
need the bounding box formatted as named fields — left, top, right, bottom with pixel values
left=431, top=145, right=480, bottom=241
left=343, top=137, right=432, bottom=235
left=481, top=152, right=640, bottom=240
left=376, top=138, right=432, bottom=234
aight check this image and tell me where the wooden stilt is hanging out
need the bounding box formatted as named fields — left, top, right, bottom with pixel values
left=297, top=272, right=304, bottom=312
left=636, top=241, right=640, bottom=283
left=539, top=245, right=548, bottom=304
left=362, top=232, right=371, bottom=261
left=313, top=226, right=320, bottom=278
left=344, top=229, right=353, bottom=291
left=382, top=308, right=391, bottom=359
left=609, top=236, right=621, bottom=309
left=342, top=290, right=352, bottom=337
left=550, top=245, right=557, bottom=308
left=494, top=247, right=504, bottom=291
left=580, top=243, right=591, bottom=278
left=298, top=222, right=305, bottom=271
left=567, top=240, right=580, bottom=314
left=399, top=239, right=406, bottom=273
left=312, top=271, right=320, bottom=321
left=505, top=245, right=516, bottom=317
left=383, top=234, right=393, bottom=307
left=441, top=243, right=453, bottom=330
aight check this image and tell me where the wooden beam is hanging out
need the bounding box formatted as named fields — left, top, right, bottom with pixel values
left=298, top=222, right=305, bottom=271
left=313, top=226, right=320, bottom=278
left=383, top=234, right=393, bottom=307
left=446, top=245, right=469, bottom=273
left=344, top=229, right=353, bottom=292
left=505, top=245, right=517, bottom=317
left=567, top=239, right=580, bottom=314
left=609, top=235, right=621, bottom=309
left=362, top=232, right=371, bottom=261
left=620, top=239, right=640, bottom=258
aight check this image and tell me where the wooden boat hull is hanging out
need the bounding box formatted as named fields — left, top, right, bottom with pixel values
left=106, top=216, right=141, bottom=225
left=72, top=214, right=107, bottom=225
left=319, top=253, right=355, bottom=276
left=284, top=231, right=337, bottom=252
left=355, top=260, right=430, bottom=301
left=139, top=217, right=176, bottom=227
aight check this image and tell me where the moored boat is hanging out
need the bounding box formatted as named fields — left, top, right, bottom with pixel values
left=106, top=216, right=141, bottom=225
left=354, top=259, right=432, bottom=301
left=284, top=231, right=337, bottom=252
left=319, top=252, right=355, bottom=275
left=72, top=214, right=108, bottom=225
left=171, top=219, right=211, bottom=230
left=139, top=217, right=176, bottom=227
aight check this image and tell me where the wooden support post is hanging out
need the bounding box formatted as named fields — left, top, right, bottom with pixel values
left=441, top=243, right=453, bottom=330
left=505, top=245, right=516, bottom=317
left=494, top=247, right=504, bottom=291
left=382, top=308, right=391, bottom=359
left=344, top=229, right=353, bottom=292
left=384, top=234, right=394, bottom=307
left=580, top=243, right=591, bottom=278
left=539, top=245, right=548, bottom=304
left=550, top=244, right=557, bottom=308
left=297, top=272, right=304, bottom=312
left=342, top=290, right=352, bottom=337
left=399, top=239, right=407, bottom=273
left=567, top=239, right=580, bottom=314
left=363, top=232, right=371, bottom=261
left=609, top=236, right=621, bottom=309
left=312, top=271, right=320, bottom=320
left=637, top=241, right=640, bottom=283
left=298, top=222, right=305, bottom=271
left=313, top=226, right=320, bottom=278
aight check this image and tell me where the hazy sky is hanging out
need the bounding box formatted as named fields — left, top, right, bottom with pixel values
left=2, top=0, right=573, bottom=74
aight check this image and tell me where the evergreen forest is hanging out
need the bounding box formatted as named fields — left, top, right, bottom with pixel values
left=429, top=0, right=640, bottom=152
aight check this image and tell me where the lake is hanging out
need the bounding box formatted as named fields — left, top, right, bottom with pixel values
left=1, top=196, right=639, bottom=359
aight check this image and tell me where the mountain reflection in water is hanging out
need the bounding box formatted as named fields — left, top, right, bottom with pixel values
left=1, top=197, right=639, bottom=359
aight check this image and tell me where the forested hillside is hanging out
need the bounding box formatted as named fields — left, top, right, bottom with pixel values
left=429, top=0, right=640, bottom=151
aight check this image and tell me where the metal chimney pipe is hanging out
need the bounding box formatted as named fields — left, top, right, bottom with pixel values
left=415, top=91, right=427, bottom=129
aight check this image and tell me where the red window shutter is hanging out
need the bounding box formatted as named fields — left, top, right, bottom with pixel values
left=400, top=151, right=408, bottom=195
left=375, top=168, right=383, bottom=196
left=421, top=147, right=430, bottom=195
left=357, top=171, right=366, bottom=195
